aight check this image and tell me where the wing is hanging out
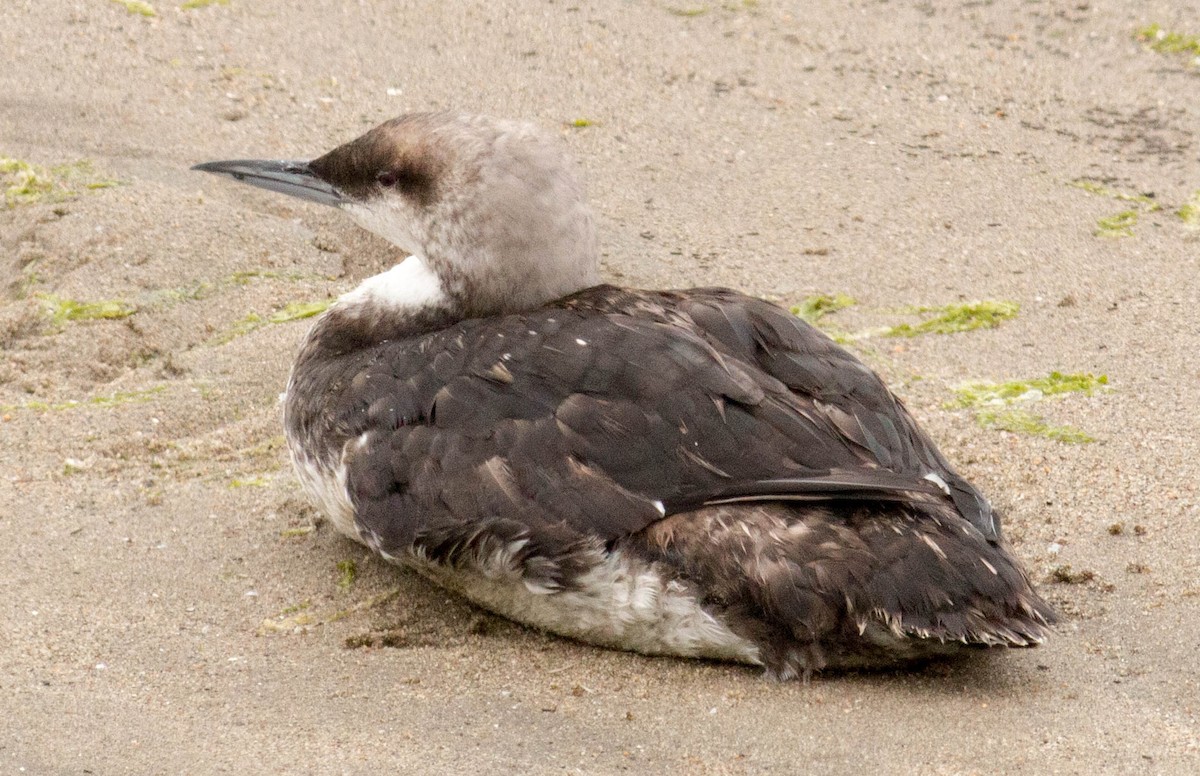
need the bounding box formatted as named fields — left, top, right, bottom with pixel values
left=672, top=288, right=998, bottom=539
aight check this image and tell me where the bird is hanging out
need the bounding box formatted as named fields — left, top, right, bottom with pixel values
left=194, top=111, right=1053, bottom=679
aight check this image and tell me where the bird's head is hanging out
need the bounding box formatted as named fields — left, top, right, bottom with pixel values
left=194, top=112, right=599, bottom=319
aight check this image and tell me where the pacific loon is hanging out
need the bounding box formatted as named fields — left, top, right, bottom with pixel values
left=194, top=112, right=1053, bottom=679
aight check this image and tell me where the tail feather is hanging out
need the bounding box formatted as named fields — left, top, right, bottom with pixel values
left=631, top=501, right=1054, bottom=677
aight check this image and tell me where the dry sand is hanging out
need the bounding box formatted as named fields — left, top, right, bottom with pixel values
left=2, top=1, right=1199, bottom=773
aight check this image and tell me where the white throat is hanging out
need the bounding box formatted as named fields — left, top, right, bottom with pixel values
left=337, top=254, right=449, bottom=315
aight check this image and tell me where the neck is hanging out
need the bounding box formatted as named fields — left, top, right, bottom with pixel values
left=423, top=220, right=600, bottom=319
left=303, top=236, right=603, bottom=358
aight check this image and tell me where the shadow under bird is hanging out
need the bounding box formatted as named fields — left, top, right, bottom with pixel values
left=194, top=112, right=1053, bottom=679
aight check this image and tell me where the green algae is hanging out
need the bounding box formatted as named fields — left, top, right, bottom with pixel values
left=211, top=299, right=330, bottom=344
left=37, top=294, right=136, bottom=326
left=947, top=372, right=1108, bottom=409
left=279, top=601, right=312, bottom=616
left=268, top=300, right=332, bottom=323
left=1068, top=180, right=1161, bottom=212
left=1096, top=210, right=1138, bottom=238
left=1, top=159, right=85, bottom=208
left=1179, top=191, right=1200, bottom=228
left=181, top=0, right=229, bottom=9
left=212, top=313, right=264, bottom=345
left=62, top=459, right=87, bottom=476
left=337, top=560, right=358, bottom=591
left=568, top=118, right=597, bottom=128
left=1137, top=24, right=1200, bottom=59
left=1, top=386, right=167, bottom=414
left=229, top=475, right=271, bottom=488
left=791, top=293, right=855, bottom=324
left=212, top=299, right=330, bottom=345
left=883, top=301, right=1018, bottom=337
left=1, top=159, right=59, bottom=206
left=973, top=407, right=1095, bottom=444
left=1067, top=178, right=1172, bottom=239
left=80, top=386, right=167, bottom=408
left=2, top=157, right=120, bottom=208
left=113, top=0, right=156, bottom=16
left=947, top=371, right=1106, bottom=444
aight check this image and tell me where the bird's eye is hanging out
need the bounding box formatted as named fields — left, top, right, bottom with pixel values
left=376, top=171, right=398, bottom=187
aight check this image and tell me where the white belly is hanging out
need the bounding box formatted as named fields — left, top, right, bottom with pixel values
left=411, top=548, right=762, bottom=665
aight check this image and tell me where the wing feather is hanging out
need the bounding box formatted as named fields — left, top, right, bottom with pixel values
left=293, top=285, right=999, bottom=572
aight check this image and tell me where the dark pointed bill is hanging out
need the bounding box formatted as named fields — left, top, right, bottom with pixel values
left=191, top=159, right=345, bottom=207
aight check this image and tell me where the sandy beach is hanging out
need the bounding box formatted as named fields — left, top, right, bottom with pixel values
left=2, top=1, right=1199, bottom=773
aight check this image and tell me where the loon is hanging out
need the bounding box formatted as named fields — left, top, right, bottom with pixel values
left=194, top=112, right=1053, bottom=679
